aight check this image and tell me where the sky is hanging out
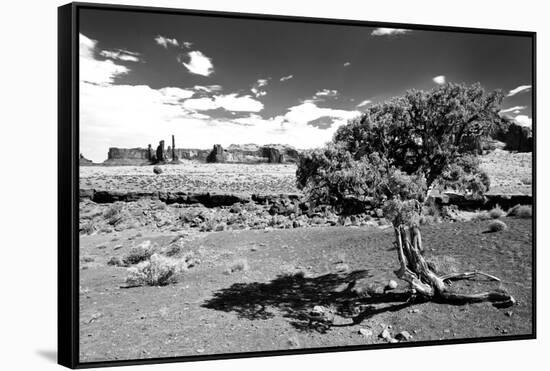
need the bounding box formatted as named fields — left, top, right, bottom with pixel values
left=79, top=8, right=533, bottom=162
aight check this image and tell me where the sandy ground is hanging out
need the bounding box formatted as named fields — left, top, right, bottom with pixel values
left=80, top=162, right=298, bottom=195
left=479, top=150, right=532, bottom=195
left=79, top=218, right=532, bottom=362
left=80, top=150, right=532, bottom=196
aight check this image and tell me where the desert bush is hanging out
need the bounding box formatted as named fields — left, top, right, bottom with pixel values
left=107, top=256, right=124, bottom=267
left=224, top=258, right=249, bottom=274
left=80, top=221, right=96, bottom=235
left=125, top=253, right=187, bottom=287
left=516, top=205, right=532, bottom=218
left=488, top=220, right=507, bottom=232
left=123, top=240, right=154, bottom=265
left=162, top=243, right=183, bottom=257
left=80, top=255, right=95, bottom=263
left=507, top=204, right=532, bottom=218
left=103, top=203, right=123, bottom=222
left=419, top=214, right=441, bottom=225
left=488, top=205, right=505, bottom=219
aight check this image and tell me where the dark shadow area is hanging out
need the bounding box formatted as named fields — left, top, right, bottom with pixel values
left=202, top=270, right=417, bottom=333
left=36, top=349, right=57, bottom=363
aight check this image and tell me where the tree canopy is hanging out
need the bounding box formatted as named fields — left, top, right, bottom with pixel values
left=296, top=83, right=503, bottom=220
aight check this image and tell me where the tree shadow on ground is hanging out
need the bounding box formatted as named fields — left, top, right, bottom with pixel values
left=202, top=270, right=417, bottom=333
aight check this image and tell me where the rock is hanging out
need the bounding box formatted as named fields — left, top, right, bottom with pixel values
left=229, top=204, right=242, bottom=213
left=385, top=279, right=398, bottom=290
left=495, top=120, right=532, bottom=152
left=359, top=328, right=373, bottom=338
left=107, top=256, right=124, bottom=266
left=153, top=166, right=163, bottom=174
left=79, top=153, right=93, bottom=165
left=335, top=263, right=351, bottom=274
left=395, top=331, right=413, bottom=341
left=206, top=144, right=225, bottom=163
left=379, top=328, right=397, bottom=343
left=312, top=305, right=326, bottom=315
left=375, top=208, right=384, bottom=218
left=156, top=140, right=166, bottom=163
left=262, top=147, right=283, bottom=163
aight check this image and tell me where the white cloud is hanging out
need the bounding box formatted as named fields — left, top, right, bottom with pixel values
left=183, top=93, right=264, bottom=112
left=256, top=79, right=268, bottom=87
left=343, top=62, right=351, bottom=67
left=433, top=75, right=446, bottom=85
left=79, top=33, right=358, bottom=162
left=155, top=35, right=179, bottom=48
left=158, top=87, right=195, bottom=103
left=499, top=105, right=527, bottom=114
left=99, top=49, right=141, bottom=62
left=81, top=80, right=357, bottom=161
left=181, top=51, right=214, bottom=76
left=80, top=33, right=130, bottom=85
left=356, top=99, right=372, bottom=108
left=514, top=115, right=532, bottom=127
left=371, top=28, right=410, bottom=36
left=194, top=85, right=223, bottom=93
left=280, top=75, right=293, bottom=82
left=181, top=97, right=219, bottom=111
left=284, top=102, right=358, bottom=125
left=315, top=89, right=339, bottom=97
left=507, top=85, right=531, bottom=97
left=251, top=78, right=269, bottom=97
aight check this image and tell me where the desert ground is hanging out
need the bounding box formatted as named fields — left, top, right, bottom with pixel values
left=78, top=150, right=533, bottom=362
left=80, top=149, right=531, bottom=196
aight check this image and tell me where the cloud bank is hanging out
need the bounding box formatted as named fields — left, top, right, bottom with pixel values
left=79, top=33, right=359, bottom=162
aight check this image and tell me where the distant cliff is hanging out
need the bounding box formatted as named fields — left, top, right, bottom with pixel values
left=100, top=144, right=301, bottom=166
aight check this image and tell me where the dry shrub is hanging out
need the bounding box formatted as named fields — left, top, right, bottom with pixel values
left=224, top=258, right=249, bottom=274
left=125, top=253, right=188, bottom=287
left=472, top=210, right=490, bottom=221
left=80, top=255, right=95, bottom=263
left=107, top=256, right=124, bottom=267
left=419, top=214, right=442, bottom=225
left=103, top=203, right=124, bottom=225
left=80, top=221, right=97, bottom=235
left=488, top=220, right=507, bottom=232
left=488, top=205, right=505, bottom=219
left=162, top=243, right=183, bottom=257
left=123, top=240, right=155, bottom=265
left=507, top=204, right=532, bottom=218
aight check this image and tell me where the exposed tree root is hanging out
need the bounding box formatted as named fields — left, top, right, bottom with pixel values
left=440, top=271, right=501, bottom=282
left=392, top=224, right=515, bottom=306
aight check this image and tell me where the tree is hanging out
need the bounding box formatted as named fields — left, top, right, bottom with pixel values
left=297, top=83, right=515, bottom=306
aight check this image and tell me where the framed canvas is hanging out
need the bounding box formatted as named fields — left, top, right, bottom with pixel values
left=58, top=2, right=536, bottom=368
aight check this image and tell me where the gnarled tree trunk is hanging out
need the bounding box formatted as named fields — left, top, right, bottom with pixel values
left=393, top=224, right=515, bottom=305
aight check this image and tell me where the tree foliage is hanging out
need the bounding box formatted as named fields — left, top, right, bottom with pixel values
left=297, top=83, right=503, bottom=222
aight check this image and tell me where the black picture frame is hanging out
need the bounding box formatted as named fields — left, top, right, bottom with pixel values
left=58, top=2, right=536, bottom=369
